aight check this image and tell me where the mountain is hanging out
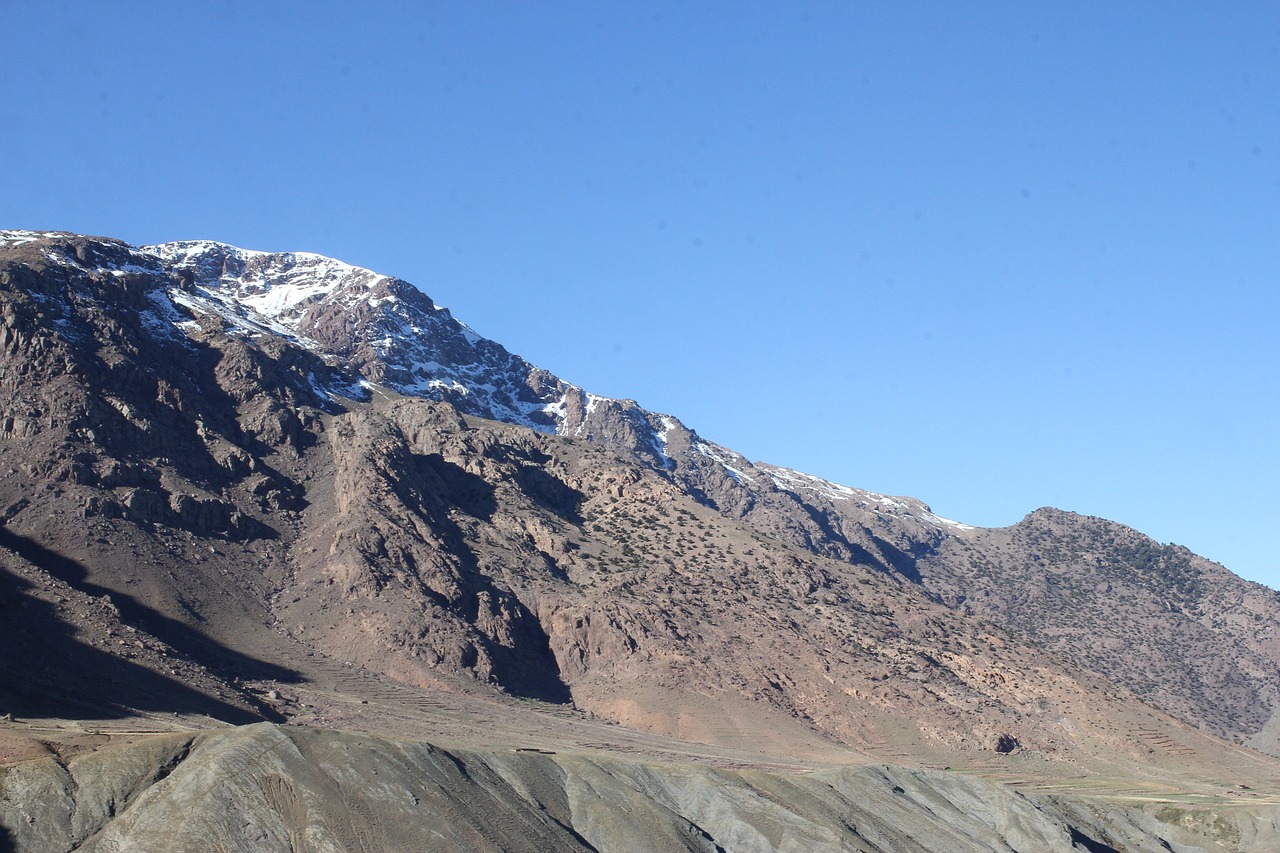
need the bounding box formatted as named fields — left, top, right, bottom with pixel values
left=3, top=229, right=1280, bottom=852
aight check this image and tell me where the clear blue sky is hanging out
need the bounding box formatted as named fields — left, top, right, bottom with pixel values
left=3, top=2, right=1277, bottom=587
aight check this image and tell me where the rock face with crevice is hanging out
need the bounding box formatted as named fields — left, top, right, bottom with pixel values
left=4, top=230, right=1280, bottom=851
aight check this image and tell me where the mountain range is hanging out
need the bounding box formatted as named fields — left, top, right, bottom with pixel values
left=2, top=229, right=1280, bottom=852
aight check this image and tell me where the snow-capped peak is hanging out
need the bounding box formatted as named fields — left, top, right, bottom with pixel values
left=144, top=241, right=396, bottom=324
left=141, top=239, right=586, bottom=433
left=4, top=232, right=978, bottom=537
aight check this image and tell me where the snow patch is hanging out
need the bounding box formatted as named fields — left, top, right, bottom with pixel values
left=572, top=393, right=604, bottom=437
left=649, top=416, right=680, bottom=468
left=0, top=230, right=63, bottom=247
left=919, top=510, right=975, bottom=531
left=42, top=248, right=84, bottom=269
left=657, top=416, right=677, bottom=448
left=169, top=287, right=324, bottom=351
left=764, top=466, right=974, bottom=531
left=109, top=262, right=156, bottom=275
left=309, top=371, right=370, bottom=405
left=695, top=440, right=755, bottom=484
left=540, top=396, right=568, bottom=422
left=137, top=291, right=190, bottom=343
left=144, top=241, right=394, bottom=330
left=427, top=379, right=469, bottom=395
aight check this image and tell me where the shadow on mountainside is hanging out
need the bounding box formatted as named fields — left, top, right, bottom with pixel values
left=0, top=561, right=268, bottom=723
left=513, top=465, right=585, bottom=525
left=414, top=452, right=498, bottom=521
left=1068, top=826, right=1124, bottom=853
left=791, top=500, right=931, bottom=584
left=388, top=452, right=573, bottom=704
left=0, top=529, right=294, bottom=723
left=869, top=534, right=930, bottom=586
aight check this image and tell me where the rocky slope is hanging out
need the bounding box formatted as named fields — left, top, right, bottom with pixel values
left=3, top=229, right=1280, bottom=850
left=143, top=233, right=1280, bottom=746
left=918, top=508, right=1280, bottom=744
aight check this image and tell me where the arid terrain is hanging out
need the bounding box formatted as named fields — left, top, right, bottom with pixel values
left=3, top=230, right=1280, bottom=851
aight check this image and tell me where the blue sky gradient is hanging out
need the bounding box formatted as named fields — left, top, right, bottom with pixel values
left=3, top=2, right=1277, bottom=586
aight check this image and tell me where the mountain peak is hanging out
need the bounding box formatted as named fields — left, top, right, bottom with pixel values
left=145, top=239, right=402, bottom=320
left=2, top=231, right=992, bottom=543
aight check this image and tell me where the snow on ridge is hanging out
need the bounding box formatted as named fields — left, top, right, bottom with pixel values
left=117, top=237, right=976, bottom=530
left=145, top=239, right=384, bottom=290
left=145, top=240, right=392, bottom=318
left=145, top=239, right=362, bottom=269
left=695, top=439, right=755, bottom=484
left=109, top=262, right=157, bottom=275
left=0, top=232, right=167, bottom=277
left=168, top=287, right=324, bottom=352
left=41, top=248, right=86, bottom=269
left=658, top=416, right=675, bottom=437
left=0, top=229, right=68, bottom=247
left=148, top=240, right=977, bottom=534
left=455, top=319, right=483, bottom=345
left=647, top=415, right=681, bottom=469
left=152, top=247, right=525, bottom=387
left=657, top=416, right=677, bottom=451
left=765, top=466, right=865, bottom=501
left=20, top=238, right=166, bottom=283
left=921, top=510, right=975, bottom=531
left=762, top=464, right=974, bottom=530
